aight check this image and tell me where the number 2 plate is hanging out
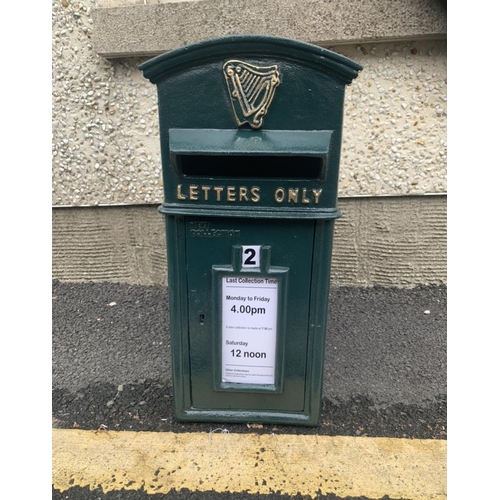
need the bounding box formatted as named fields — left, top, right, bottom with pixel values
left=241, top=246, right=261, bottom=268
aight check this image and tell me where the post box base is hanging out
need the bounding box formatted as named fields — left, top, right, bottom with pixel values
left=174, top=408, right=320, bottom=427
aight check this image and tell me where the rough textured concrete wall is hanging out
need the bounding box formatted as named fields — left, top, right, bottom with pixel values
left=52, top=0, right=446, bottom=206
left=332, top=196, right=446, bottom=287
left=52, top=196, right=446, bottom=288
left=52, top=205, right=167, bottom=284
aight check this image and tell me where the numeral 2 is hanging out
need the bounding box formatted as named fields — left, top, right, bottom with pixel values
left=243, top=248, right=257, bottom=265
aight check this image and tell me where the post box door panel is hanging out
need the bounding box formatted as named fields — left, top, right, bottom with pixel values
left=185, top=216, right=315, bottom=411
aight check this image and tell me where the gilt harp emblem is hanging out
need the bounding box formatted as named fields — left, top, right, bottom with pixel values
left=223, top=60, right=281, bottom=129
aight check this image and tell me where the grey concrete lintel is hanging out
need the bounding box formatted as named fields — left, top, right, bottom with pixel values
left=92, top=0, right=447, bottom=59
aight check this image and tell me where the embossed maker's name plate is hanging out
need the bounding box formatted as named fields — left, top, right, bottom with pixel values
left=221, top=276, right=278, bottom=385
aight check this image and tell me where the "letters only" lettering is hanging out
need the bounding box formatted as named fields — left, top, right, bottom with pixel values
left=176, top=184, right=323, bottom=205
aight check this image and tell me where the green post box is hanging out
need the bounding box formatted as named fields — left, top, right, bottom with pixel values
left=140, top=35, right=361, bottom=426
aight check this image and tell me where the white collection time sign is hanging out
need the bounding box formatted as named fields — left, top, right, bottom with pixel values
left=221, top=275, right=278, bottom=385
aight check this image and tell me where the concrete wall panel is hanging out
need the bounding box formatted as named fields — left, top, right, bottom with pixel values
left=52, top=196, right=446, bottom=287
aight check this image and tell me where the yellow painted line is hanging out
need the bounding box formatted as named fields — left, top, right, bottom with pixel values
left=53, top=429, right=446, bottom=499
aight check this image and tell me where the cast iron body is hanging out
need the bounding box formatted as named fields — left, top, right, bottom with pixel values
left=140, top=35, right=361, bottom=425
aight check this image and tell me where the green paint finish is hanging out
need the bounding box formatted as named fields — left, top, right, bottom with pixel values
left=140, top=35, right=361, bottom=425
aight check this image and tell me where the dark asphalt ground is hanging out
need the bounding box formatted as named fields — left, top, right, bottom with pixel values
left=52, top=488, right=416, bottom=500
left=52, top=280, right=446, bottom=499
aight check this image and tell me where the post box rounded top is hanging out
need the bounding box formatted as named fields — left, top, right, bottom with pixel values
left=139, top=35, right=362, bottom=85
